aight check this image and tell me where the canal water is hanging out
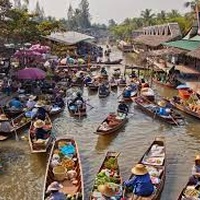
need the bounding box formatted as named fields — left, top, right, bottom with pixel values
left=0, top=46, right=200, bottom=200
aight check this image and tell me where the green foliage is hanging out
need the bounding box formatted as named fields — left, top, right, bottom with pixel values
left=111, top=8, right=193, bottom=40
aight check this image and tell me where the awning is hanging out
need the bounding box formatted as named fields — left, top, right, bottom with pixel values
left=163, top=40, right=200, bottom=51
left=134, top=35, right=175, bottom=47
left=43, top=31, right=95, bottom=45
left=187, top=47, right=200, bottom=59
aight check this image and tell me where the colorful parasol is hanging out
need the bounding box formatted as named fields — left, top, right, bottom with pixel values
left=15, top=67, right=46, bottom=80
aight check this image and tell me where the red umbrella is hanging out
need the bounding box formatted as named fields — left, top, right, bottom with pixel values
left=15, top=67, right=46, bottom=80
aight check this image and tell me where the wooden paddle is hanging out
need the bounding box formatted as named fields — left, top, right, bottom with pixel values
left=11, top=119, right=19, bottom=141
left=169, top=114, right=179, bottom=126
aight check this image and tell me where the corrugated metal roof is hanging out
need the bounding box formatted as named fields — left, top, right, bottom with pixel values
left=162, top=40, right=200, bottom=51
left=43, top=31, right=94, bottom=45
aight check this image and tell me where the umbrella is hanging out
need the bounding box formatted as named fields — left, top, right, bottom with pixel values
left=176, top=84, right=190, bottom=90
left=29, top=44, right=51, bottom=53
left=15, top=67, right=46, bottom=80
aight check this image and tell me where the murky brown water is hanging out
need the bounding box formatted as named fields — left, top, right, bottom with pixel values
left=1, top=46, right=200, bottom=200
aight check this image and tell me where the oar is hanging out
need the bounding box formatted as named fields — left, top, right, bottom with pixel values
left=85, top=102, right=94, bottom=109
left=169, top=114, right=179, bottom=126
left=11, top=119, right=19, bottom=141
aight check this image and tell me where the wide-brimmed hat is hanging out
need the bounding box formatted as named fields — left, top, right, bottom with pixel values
left=46, top=181, right=63, bottom=192
left=0, top=114, right=9, bottom=121
left=34, top=119, right=45, bottom=128
left=195, top=155, right=200, bottom=161
left=35, top=101, right=44, bottom=107
left=157, top=100, right=167, bottom=107
left=98, top=184, right=116, bottom=197
left=131, top=164, right=148, bottom=175
left=28, top=95, right=36, bottom=101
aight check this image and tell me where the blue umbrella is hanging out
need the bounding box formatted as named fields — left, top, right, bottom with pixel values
left=176, top=84, right=190, bottom=90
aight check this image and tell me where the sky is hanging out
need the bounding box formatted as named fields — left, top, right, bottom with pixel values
left=28, top=0, right=189, bottom=24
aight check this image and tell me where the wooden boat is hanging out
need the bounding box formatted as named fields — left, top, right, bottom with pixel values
left=87, top=82, right=99, bottom=91
left=0, top=112, right=31, bottom=141
left=43, top=138, right=84, bottom=200
left=89, top=151, right=122, bottom=199
left=140, top=87, right=155, bottom=102
left=49, top=104, right=65, bottom=116
left=110, top=83, right=118, bottom=90
left=95, top=112, right=127, bottom=135
left=152, top=78, right=176, bottom=89
left=177, top=175, right=200, bottom=199
left=168, top=98, right=200, bottom=120
left=3, top=106, right=24, bottom=118
left=124, top=138, right=166, bottom=200
left=99, top=59, right=123, bottom=65
left=28, top=115, right=53, bottom=153
left=122, top=85, right=138, bottom=102
left=98, top=85, right=110, bottom=98
left=67, top=100, right=87, bottom=117
left=134, top=96, right=184, bottom=125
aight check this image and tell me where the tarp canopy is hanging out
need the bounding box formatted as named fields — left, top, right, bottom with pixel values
left=162, top=40, right=200, bottom=51
left=43, top=31, right=94, bottom=45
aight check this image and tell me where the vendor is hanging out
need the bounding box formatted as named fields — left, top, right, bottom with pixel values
left=54, top=95, right=65, bottom=108
left=33, top=119, right=49, bottom=140
left=189, top=155, right=200, bottom=185
left=157, top=100, right=171, bottom=116
left=26, top=95, right=37, bottom=109
left=9, top=97, right=23, bottom=110
left=46, top=181, right=66, bottom=200
left=32, top=101, right=48, bottom=120
left=123, top=164, right=154, bottom=198
left=98, top=184, right=118, bottom=200
left=123, top=86, right=132, bottom=98
left=118, top=100, right=129, bottom=114
left=100, top=67, right=108, bottom=75
left=0, top=114, right=14, bottom=133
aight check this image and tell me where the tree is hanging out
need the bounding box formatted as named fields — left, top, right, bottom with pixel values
left=156, top=10, right=167, bottom=23
left=67, top=4, right=75, bottom=30
left=184, top=0, right=200, bottom=10
left=167, top=10, right=181, bottom=18
left=108, top=19, right=116, bottom=28
left=33, top=1, right=44, bottom=22
left=0, top=0, right=12, bottom=15
left=140, top=9, right=155, bottom=26
left=79, top=0, right=91, bottom=29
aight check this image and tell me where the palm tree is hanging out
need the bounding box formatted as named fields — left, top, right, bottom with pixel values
left=167, top=10, right=181, bottom=18
left=140, top=9, right=155, bottom=26
left=157, top=10, right=167, bottom=23
left=184, top=0, right=200, bottom=20
left=184, top=0, right=200, bottom=10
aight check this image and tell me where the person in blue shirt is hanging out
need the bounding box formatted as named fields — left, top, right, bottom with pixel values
left=123, top=86, right=132, bottom=98
left=123, top=164, right=154, bottom=198
left=9, top=97, right=23, bottom=109
left=118, top=100, right=129, bottom=114
left=157, top=100, right=171, bottom=116
left=46, top=181, right=66, bottom=200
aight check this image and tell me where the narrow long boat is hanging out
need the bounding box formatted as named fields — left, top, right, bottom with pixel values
left=89, top=151, right=122, bottom=199
left=134, top=96, right=183, bottom=125
left=152, top=78, right=176, bottom=89
left=140, top=87, right=155, bottom=102
left=28, top=115, right=53, bottom=153
left=177, top=175, right=200, bottom=199
left=98, top=85, right=110, bottom=98
left=95, top=112, right=127, bottom=135
left=99, top=59, right=123, bottom=65
left=168, top=98, right=200, bottom=120
left=122, top=86, right=138, bottom=102
left=43, top=138, right=84, bottom=200
left=124, top=138, right=166, bottom=200
left=67, top=101, right=87, bottom=117
left=87, top=82, right=99, bottom=92
left=0, top=112, right=31, bottom=141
